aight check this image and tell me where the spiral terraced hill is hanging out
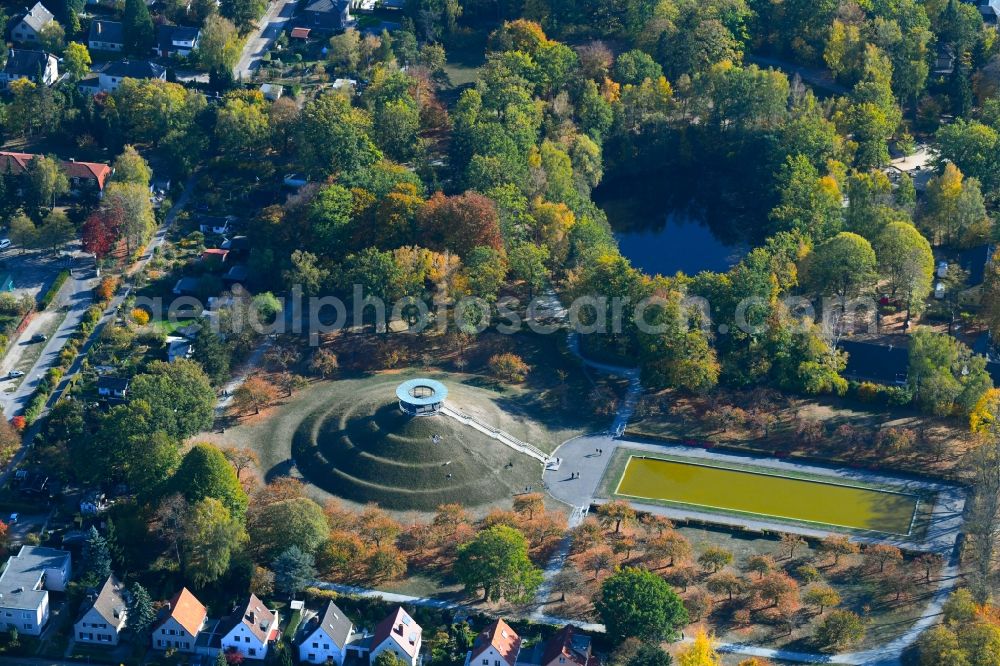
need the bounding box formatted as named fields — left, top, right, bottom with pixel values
left=291, top=379, right=542, bottom=510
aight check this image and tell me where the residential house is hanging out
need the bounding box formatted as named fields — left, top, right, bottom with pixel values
left=198, top=215, right=236, bottom=235
left=537, top=626, right=596, bottom=666
left=88, top=20, right=124, bottom=52
left=296, top=0, right=351, bottom=34
left=290, top=27, right=311, bottom=39
left=92, top=59, right=167, bottom=94
left=259, top=83, right=282, bottom=100
left=173, top=276, right=201, bottom=296
left=0, top=152, right=112, bottom=196
left=222, top=264, right=249, bottom=286
left=166, top=336, right=194, bottom=363
left=11, top=3, right=54, bottom=43
left=218, top=594, right=279, bottom=660
left=297, top=600, right=354, bottom=666
left=0, top=50, right=58, bottom=88
left=96, top=376, right=130, bottom=401
left=74, top=574, right=127, bottom=646
left=981, top=0, right=1000, bottom=22
left=370, top=608, right=421, bottom=666
left=155, top=24, right=200, bottom=58
left=464, top=620, right=520, bottom=666
left=0, top=546, right=71, bottom=636
left=153, top=588, right=208, bottom=652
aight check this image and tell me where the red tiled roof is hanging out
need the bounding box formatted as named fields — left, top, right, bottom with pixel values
left=372, top=607, right=421, bottom=659
left=0, top=151, right=112, bottom=190
left=290, top=27, right=311, bottom=38
left=470, top=619, right=521, bottom=666
left=157, top=588, right=207, bottom=637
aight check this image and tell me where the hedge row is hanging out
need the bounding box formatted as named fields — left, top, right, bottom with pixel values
left=38, top=270, right=70, bottom=310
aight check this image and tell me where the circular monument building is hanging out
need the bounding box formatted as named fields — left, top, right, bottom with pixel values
left=396, top=378, right=448, bottom=416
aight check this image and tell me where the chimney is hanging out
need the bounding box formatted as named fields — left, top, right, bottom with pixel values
left=396, top=623, right=404, bottom=634
left=248, top=611, right=255, bottom=624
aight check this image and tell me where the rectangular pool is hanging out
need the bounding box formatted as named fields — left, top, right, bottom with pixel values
left=616, top=456, right=919, bottom=535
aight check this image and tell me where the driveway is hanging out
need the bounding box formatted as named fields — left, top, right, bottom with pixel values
left=234, top=0, right=299, bottom=80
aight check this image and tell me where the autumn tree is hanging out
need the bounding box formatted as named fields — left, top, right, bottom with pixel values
left=310, top=348, right=340, bottom=378
left=814, top=609, right=866, bottom=651
left=818, top=535, right=859, bottom=566
left=249, top=497, right=328, bottom=559
left=646, top=531, right=692, bottom=567
left=512, top=493, right=545, bottom=520
left=706, top=571, right=748, bottom=601
left=356, top=506, right=402, bottom=549
left=804, top=584, right=841, bottom=614
left=418, top=191, right=503, bottom=257
left=676, top=628, right=722, bottom=666
left=698, top=546, right=733, bottom=573
left=223, top=447, right=259, bottom=480
left=232, top=376, right=279, bottom=416
left=864, top=544, right=903, bottom=573
left=597, top=500, right=636, bottom=534
left=488, top=353, right=530, bottom=383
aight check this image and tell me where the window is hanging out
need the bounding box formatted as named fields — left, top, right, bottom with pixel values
left=323, top=644, right=329, bottom=650
left=308, top=655, right=316, bottom=661
left=313, top=643, right=319, bottom=648
left=249, top=649, right=256, bottom=656
left=23, top=624, right=30, bottom=630
left=482, top=660, right=488, bottom=665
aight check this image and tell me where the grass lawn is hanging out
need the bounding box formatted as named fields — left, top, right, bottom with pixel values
left=199, top=366, right=594, bottom=514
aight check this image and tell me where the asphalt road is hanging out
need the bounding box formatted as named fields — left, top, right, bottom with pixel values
left=0, top=248, right=98, bottom=418
left=233, top=0, right=299, bottom=81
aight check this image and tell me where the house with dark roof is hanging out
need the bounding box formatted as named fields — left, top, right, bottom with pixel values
left=88, top=20, right=125, bottom=52
left=0, top=546, right=71, bottom=636
left=74, top=574, right=127, bottom=646
left=155, top=24, right=201, bottom=57
left=370, top=608, right=421, bottom=666
left=297, top=600, right=355, bottom=665
left=153, top=588, right=208, bottom=652
left=536, top=626, right=595, bottom=666
left=0, top=49, right=58, bottom=88
left=219, top=594, right=279, bottom=660
left=11, top=3, right=54, bottom=43
left=97, top=376, right=130, bottom=401
left=0, top=151, right=112, bottom=195
left=465, top=619, right=520, bottom=666
left=296, top=0, right=351, bottom=34
left=92, top=59, right=167, bottom=93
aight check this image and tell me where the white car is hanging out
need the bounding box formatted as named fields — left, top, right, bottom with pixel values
left=937, top=261, right=948, bottom=278
left=8, top=513, right=18, bottom=524
left=0, top=239, right=10, bottom=250
left=7, top=370, right=24, bottom=379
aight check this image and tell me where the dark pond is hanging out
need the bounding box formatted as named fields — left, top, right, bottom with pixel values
left=596, top=181, right=748, bottom=277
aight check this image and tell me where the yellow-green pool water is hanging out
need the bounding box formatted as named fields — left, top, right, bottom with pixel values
left=616, top=456, right=919, bottom=535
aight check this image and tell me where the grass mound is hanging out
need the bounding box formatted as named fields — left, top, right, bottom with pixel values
left=292, top=379, right=541, bottom=510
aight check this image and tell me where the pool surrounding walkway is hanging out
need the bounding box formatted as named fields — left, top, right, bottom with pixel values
left=544, top=435, right=965, bottom=554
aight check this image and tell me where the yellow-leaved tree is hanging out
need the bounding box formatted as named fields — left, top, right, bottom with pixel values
left=676, top=628, right=722, bottom=666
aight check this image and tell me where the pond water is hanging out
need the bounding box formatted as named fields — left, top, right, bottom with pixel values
left=597, top=182, right=748, bottom=277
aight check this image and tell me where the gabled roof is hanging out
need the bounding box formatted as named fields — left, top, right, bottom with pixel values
left=102, top=59, right=166, bottom=80
left=76, top=574, right=126, bottom=626
left=19, top=2, right=53, bottom=33
left=156, top=588, right=207, bottom=636
left=89, top=20, right=124, bottom=44
left=0, top=152, right=111, bottom=190
left=372, top=607, right=421, bottom=658
left=470, top=619, right=520, bottom=666
left=541, top=626, right=591, bottom=666
left=3, top=49, right=53, bottom=77
left=97, top=376, right=130, bottom=392
left=218, top=594, right=276, bottom=645
left=299, top=600, right=353, bottom=649
left=156, top=24, right=200, bottom=49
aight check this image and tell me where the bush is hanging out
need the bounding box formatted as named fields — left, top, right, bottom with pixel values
left=131, top=308, right=150, bottom=325
left=95, top=276, right=120, bottom=303
left=847, top=381, right=911, bottom=407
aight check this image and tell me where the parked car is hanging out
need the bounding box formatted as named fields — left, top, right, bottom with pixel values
left=0, top=238, right=10, bottom=250
left=6, top=370, right=24, bottom=379
left=934, top=282, right=946, bottom=299
left=8, top=513, right=18, bottom=524
left=937, top=261, right=949, bottom=278
left=29, top=334, right=47, bottom=343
